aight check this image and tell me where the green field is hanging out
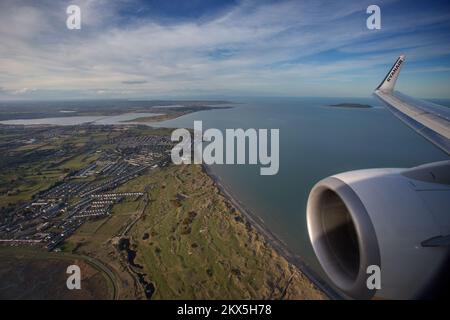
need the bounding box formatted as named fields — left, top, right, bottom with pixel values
left=66, top=164, right=325, bottom=300
left=0, top=128, right=117, bottom=208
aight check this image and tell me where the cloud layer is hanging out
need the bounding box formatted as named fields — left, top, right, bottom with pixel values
left=1, top=0, right=450, bottom=99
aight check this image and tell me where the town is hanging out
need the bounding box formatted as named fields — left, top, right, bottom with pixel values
left=0, top=124, right=174, bottom=252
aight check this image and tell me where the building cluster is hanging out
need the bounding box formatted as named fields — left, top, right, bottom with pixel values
left=0, top=133, right=174, bottom=251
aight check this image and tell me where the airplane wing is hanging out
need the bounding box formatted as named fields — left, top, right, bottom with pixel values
left=373, top=55, right=450, bottom=155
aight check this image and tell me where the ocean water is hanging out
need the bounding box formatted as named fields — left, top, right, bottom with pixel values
left=152, top=96, right=449, bottom=271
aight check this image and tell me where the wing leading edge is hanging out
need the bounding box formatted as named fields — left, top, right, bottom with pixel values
left=373, top=55, right=450, bottom=155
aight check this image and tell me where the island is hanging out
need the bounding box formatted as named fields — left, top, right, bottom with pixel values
left=328, top=103, right=373, bottom=108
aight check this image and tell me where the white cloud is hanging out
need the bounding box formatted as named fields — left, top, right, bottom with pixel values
left=0, top=0, right=449, bottom=99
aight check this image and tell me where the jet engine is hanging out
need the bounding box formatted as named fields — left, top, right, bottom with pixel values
left=307, top=160, right=450, bottom=299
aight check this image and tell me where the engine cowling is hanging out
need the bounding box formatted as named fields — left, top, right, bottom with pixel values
left=306, top=160, right=450, bottom=299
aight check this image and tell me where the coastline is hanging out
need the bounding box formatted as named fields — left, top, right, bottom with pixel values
left=201, top=164, right=342, bottom=300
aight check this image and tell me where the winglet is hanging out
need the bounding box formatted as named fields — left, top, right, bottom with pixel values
left=376, top=55, right=406, bottom=92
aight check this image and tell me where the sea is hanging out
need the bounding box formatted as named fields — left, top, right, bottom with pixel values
left=151, top=96, right=449, bottom=271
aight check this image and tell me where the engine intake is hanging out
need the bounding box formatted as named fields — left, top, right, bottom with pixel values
left=307, top=177, right=380, bottom=299
left=307, top=161, right=450, bottom=299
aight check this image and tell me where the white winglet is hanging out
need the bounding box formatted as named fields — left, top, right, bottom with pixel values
left=373, top=54, right=450, bottom=154
left=376, top=54, right=406, bottom=92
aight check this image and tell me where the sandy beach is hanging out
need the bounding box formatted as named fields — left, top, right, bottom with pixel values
left=201, top=164, right=342, bottom=300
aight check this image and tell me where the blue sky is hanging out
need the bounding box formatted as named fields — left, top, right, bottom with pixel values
left=0, top=0, right=450, bottom=99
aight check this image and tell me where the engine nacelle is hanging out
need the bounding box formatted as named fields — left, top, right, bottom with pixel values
left=307, top=160, right=450, bottom=299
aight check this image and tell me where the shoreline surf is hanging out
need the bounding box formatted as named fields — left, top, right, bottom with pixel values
left=201, top=164, right=342, bottom=299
